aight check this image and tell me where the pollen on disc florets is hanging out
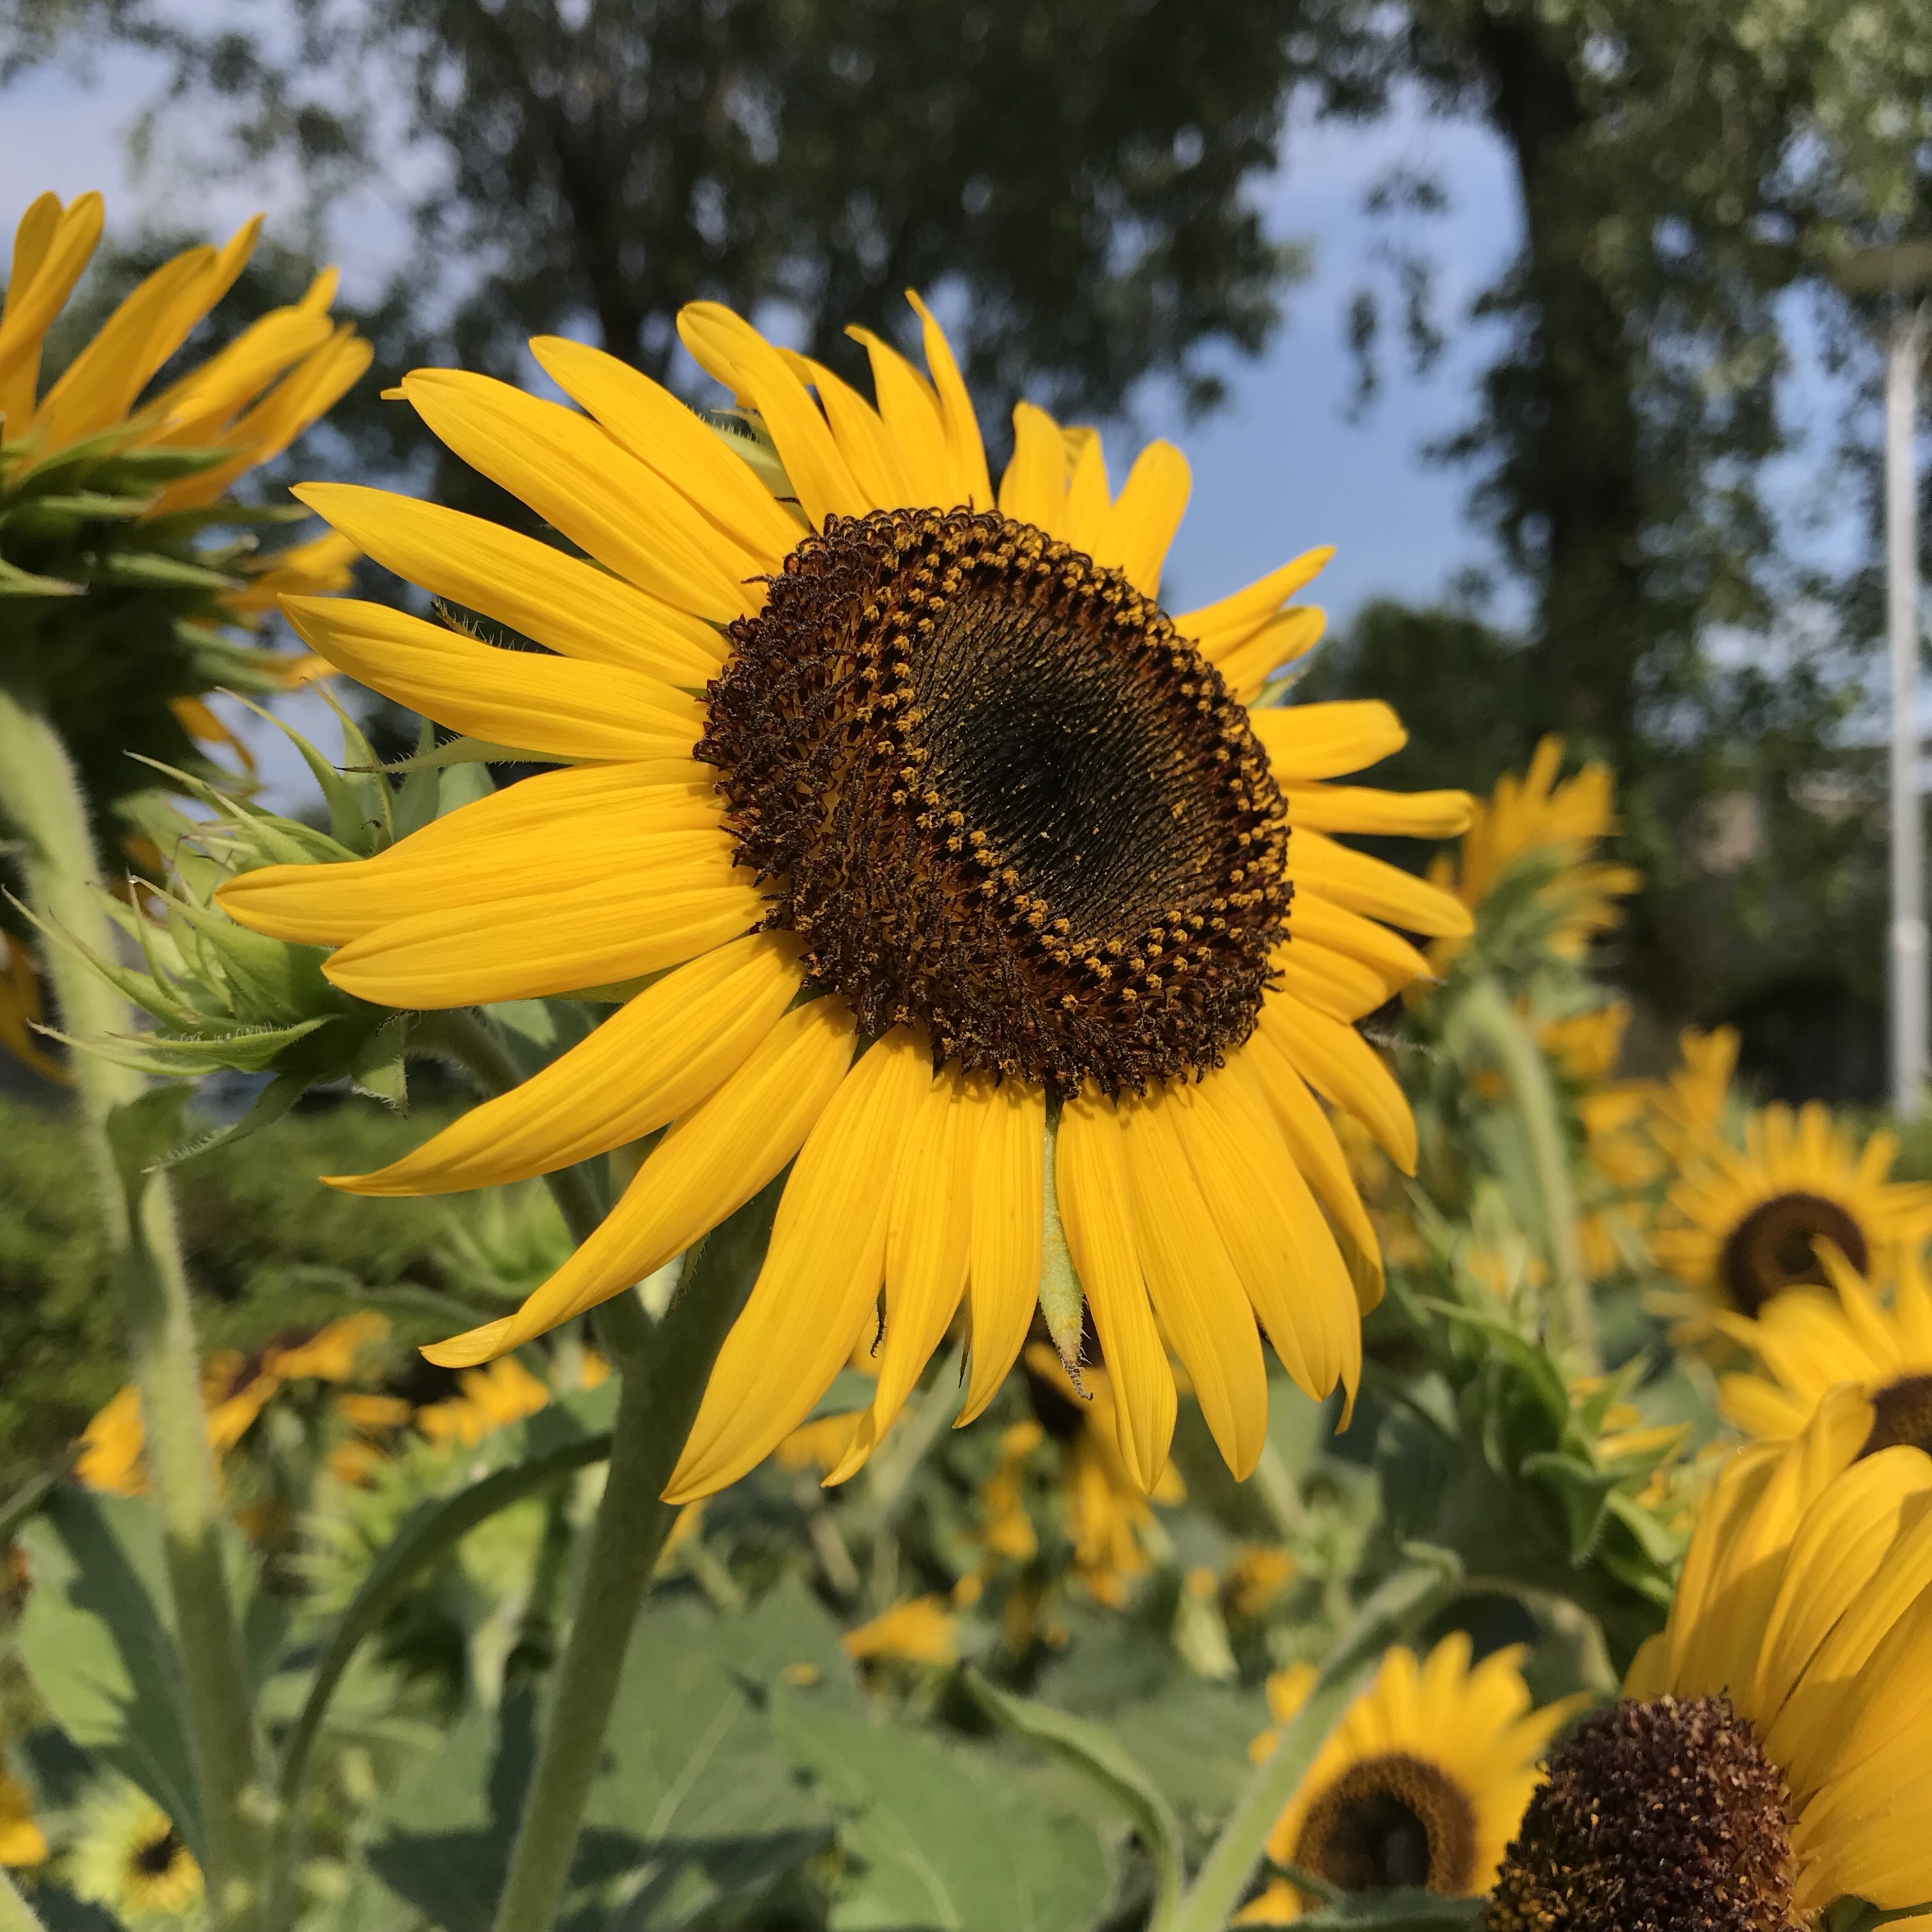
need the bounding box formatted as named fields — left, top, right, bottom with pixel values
left=701, top=507, right=1289, bottom=1094
left=1485, top=1696, right=1798, bottom=1932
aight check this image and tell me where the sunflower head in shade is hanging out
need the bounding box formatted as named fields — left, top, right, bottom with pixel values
left=1650, top=1097, right=1932, bottom=1344
left=218, top=293, right=1477, bottom=1502
left=1236, top=1634, right=1575, bottom=1924
left=1489, top=1385, right=1932, bottom=1932
left=0, top=191, right=366, bottom=871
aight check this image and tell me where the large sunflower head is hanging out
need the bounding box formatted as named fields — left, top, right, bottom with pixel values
left=1, top=191, right=367, bottom=875
left=218, top=293, right=1476, bottom=1501
left=1237, top=1634, right=1575, bottom=1924
left=66, top=1782, right=202, bottom=1921
left=1650, top=1101, right=1932, bottom=1342
left=1489, top=1386, right=1932, bottom=1932
left=1719, top=1239, right=1932, bottom=1450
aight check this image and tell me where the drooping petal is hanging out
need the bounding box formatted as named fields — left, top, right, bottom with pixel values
left=665, top=1025, right=933, bottom=1500
left=960, top=1076, right=1046, bottom=1423
left=828, top=1065, right=976, bottom=1482
left=329, top=933, right=805, bottom=1195
left=1286, top=784, right=1475, bottom=839
left=421, top=995, right=857, bottom=1368
left=1118, top=1085, right=1268, bottom=1478
left=1055, top=1087, right=1177, bottom=1492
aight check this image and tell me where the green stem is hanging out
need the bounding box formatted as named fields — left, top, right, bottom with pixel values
left=490, top=1179, right=783, bottom=1932
left=0, top=688, right=263, bottom=1930
left=1456, top=976, right=1597, bottom=1370
left=1160, top=1552, right=1461, bottom=1932
left=0, top=1869, right=44, bottom=1932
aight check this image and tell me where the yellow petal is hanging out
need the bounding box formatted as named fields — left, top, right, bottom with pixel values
left=828, top=1066, right=977, bottom=1483
left=1054, top=1089, right=1177, bottom=1492
left=1287, top=895, right=1432, bottom=992
left=1, top=192, right=103, bottom=426
left=1062, top=428, right=1110, bottom=554
left=1090, top=439, right=1189, bottom=598
left=530, top=335, right=802, bottom=566
left=959, top=1077, right=1046, bottom=1424
left=1236, top=1027, right=1383, bottom=1308
left=677, top=302, right=868, bottom=526
left=293, top=482, right=724, bottom=686
left=1118, top=1086, right=1268, bottom=1479
left=1286, top=784, right=1475, bottom=839
left=1249, top=700, right=1406, bottom=782
left=998, top=401, right=1070, bottom=536
left=1210, top=607, right=1327, bottom=703
left=905, top=291, right=993, bottom=509
left=220, top=786, right=729, bottom=943
left=1174, top=546, right=1334, bottom=656
left=845, top=325, right=953, bottom=507
left=321, top=864, right=765, bottom=1007
left=280, top=594, right=702, bottom=763
left=401, top=367, right=758, bottom=621
left=666, top=1026, right=933, bottom=1499
left=422, top=995, right=857, bottom=1367
left=330, top=933, right=805, bottom=1195
left=783, top=348, right=914, bottom=510
left=1291, top=832, right=1475, bottom=939
left=1273, top=938, right=1394, bottom=1023
left=1260, top=994, right=1418, bottom=1174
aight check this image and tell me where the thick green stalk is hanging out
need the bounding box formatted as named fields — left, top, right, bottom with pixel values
left=490, top=1183, right=781, bottom=1932
left=0, top=688, right=264, bottom=1929
left=1161, top=1554, right=1460, bottom=1932
left=1455, top=975, right=1597, bottom=1370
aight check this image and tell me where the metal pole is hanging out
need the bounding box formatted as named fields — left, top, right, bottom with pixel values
left=1887, top=303, right=1926, bottom=1121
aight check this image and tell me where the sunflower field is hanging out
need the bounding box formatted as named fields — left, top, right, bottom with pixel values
left=4, top=181, right=1932, bottom=1932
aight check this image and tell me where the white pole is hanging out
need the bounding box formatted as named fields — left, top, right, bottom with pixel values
left=1887, top=303, right=1926, bottom=1121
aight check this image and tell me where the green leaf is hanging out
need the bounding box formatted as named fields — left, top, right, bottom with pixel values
left=964, top=1668, right=1182, bottom=1926
left=15, top=1490, right=204, bottom=1862
left=362, top=1579, right=851, bottom=1931
left=776, top=1703, right=1112, bottom=1932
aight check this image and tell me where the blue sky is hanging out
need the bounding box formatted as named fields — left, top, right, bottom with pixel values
left=4, top=54, right=1899, bottom=795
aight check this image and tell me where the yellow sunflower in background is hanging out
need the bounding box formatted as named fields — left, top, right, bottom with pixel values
left=1718, top=1239, right=1932, bottom=1450
left=66, top=1782, right=202, bottom=1920
left=1492, top=1386, right=1932, bottom=1932
left=1640, top=1022, right=1739, bottom=1158
left=219, top=292, right=1476, bottom=1501
left=1428, top=735, right=1638, bottom=972
left=0, top=1772, right=47, bottom=1869
left=1650, top=1101, right=1932, bottom=1340
left=1236, top=1634, right=1575, bottom=1924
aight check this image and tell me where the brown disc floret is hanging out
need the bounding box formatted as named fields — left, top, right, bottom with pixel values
left=702, top=507, right=1289, bottom=1093
left=1296, top=1754, right=1479, bottom=1896
left=1719, top=1192, right=1869, bottom=1317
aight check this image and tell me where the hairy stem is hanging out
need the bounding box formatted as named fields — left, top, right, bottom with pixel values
left=0, top=689, right=263, bottom=1931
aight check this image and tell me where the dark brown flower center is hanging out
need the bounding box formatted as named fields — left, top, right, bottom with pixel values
left=702, top=507, right=1288, bottom=1092
left=1719, top=1191, right=1868, bottom=1317
left=1296, top=1754, right=1478, bottom=1896
left=132, top=1823, right=187, bottom=1880
left=1487, top=1695, right=1798, bottom=1932
left=1862, top=1374, right=1932, bottom=1459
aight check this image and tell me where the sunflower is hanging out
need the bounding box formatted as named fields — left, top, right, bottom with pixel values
left=1650, top=1101, right=1932, bottom=1340
left=1236, top=1634, right=1575, bottom=1924
left=1, top=191, right=369, bottom=875
left=1428, top=735, right=1639, bottom=972
left=66, top=1782, right=202, bottom=1920
left=218, top=293, right=1475, bottom=1501
left=1489, top=1385, right=1932, bottom=1932
left=0, top=1773, right=47, bottom=1869
left=1718, top=1239, right=1932, bottom=1450
left=1641, top=1022, right=1740, bottom=1158
left=840, top=1595, right=959, bottom=1668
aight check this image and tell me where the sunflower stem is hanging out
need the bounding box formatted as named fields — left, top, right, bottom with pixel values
left=0, top=687, right=266, bottom=1932
left=1454, top=975, right=1597, bottom=1372
left=1160, top=1549, right=1462, bottom=1932
left=488, top=1175, right=785, bottom=1932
